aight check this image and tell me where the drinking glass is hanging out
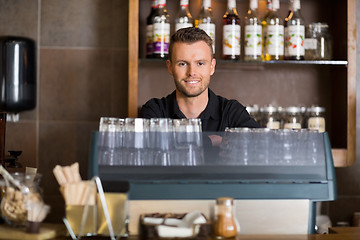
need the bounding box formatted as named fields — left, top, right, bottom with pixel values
left=251, top=128, right=271, bottom=165
left=124, top=118, right=150, bottom=166
left=149, top=118, right=174, bottom=166
left=98, top=117, right=124, bottom=165
left=173, top=119, right=204, bottom=166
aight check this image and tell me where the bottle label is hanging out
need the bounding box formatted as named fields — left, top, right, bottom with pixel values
left=304, top=38, right=317, bottom=50
left=308, top=117, right=325, bottom=133
left=265, top=25, right=284, bottom=56
left=285, top=25, right=305, bottom=57
left=273, top=0, right=280, bottom=10
left=284, top=122, right=301, bottom=130
left=244, top=25, right=262, bottom=57
left=152, top=0, right=158, bottom=8
left=175, top=22, right=193, bottom=32
left=266, top=121, right=280, bottom=129
left=199, top=23, right=216, bottom=53
left=158, top=0, right=166, bottom=7
left=180, top=0, right=189, bottom=7
left=228, top=0, right=236, bottom=9
left=293, top=0, right=301, bottom=10
left=203, top=0, right=211, bottom=9
left=146, top=24, right=153, bottom=55
left=153, top=22, right=170, bottom=54
left=223, top=24, right=241, bottom=56
left=250, top=0, right=258, bottom=10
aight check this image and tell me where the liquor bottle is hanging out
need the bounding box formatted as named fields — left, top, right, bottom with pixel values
left=152, top=0, right=170, bottom=59
left=198, top=0, right=216, bottom=54
left=175, top=0, right=193, bottom=32
left=262, top=0, right=284, bottom=61
left=222, top=0, right=241, bottom=60
left=284, top=0, right=305, bottom=60
left=244, top=0, right=262, bottom=61
left=146, top=0, right=158, bottom=58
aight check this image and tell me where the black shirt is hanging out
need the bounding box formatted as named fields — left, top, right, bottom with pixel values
left=139, top=89, right=260, bottom=131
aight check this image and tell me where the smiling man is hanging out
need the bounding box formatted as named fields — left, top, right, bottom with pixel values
left=140, top=27, right=259, bottom=132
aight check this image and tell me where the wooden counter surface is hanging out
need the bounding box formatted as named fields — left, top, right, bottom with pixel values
left=50, top=227, right=360, bottom=240
left=1, top=224, right=359, bottom=240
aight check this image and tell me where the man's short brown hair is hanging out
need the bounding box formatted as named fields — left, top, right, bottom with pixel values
left=168, top=27, right=213, bottom=61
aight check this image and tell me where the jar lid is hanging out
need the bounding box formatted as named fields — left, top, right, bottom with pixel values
left=285, top=106, right=301, bottom=113
left=307, top=106, right=326, bottom=114
left=225, top=127, right=250, bottom=133
left=308, top=22, right=329, bottom=32
left=260, top=105, right=278, bottom=113
left=216, top=197, right=234, bottom=206
left=246, top=104, right=259, bottom=113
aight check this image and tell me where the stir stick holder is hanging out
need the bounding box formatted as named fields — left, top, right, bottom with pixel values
left=63, top=176, right=128, bottom=240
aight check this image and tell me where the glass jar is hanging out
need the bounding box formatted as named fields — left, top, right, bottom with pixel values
left=306, top=106, right=326, bottom=133
left=213, top=197, right=239, bottom=238
left=245, top=104, right=260, bottom=122
left=304, top=22, right=333, bottom=60
left=284, top=106, right=302, bottom=130
left=0, top=173, right=42, bottom=227
left=259, top=105, right=280, bottom=129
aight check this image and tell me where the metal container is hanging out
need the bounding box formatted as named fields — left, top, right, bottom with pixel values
left=0, top=36, right=36, bottom=112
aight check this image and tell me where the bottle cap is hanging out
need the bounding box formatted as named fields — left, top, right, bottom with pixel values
left=216, top=197, right=234, bottom=206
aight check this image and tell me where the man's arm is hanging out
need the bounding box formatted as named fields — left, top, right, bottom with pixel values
left=227, top=101, right=261, bottom=128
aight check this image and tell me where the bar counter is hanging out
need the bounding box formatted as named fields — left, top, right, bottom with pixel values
left=49, top=227, right=360, bottom=240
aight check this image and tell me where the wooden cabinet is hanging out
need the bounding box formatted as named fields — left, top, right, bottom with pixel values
left=128, top=0, right=356, bottom=167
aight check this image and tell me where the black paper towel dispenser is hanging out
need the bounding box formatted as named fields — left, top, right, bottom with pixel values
left=0, top=36, right=36, bottom=112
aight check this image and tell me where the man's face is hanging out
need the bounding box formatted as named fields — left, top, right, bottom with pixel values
left=166, top=41, right=216, bottom=98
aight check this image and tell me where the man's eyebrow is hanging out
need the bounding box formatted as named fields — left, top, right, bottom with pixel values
left=175, top=60, right=189, bottom=64
left=175, top=59, right=209, bottom=63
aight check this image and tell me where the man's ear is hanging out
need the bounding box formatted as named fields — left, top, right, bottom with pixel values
left=210, top=58, right=216, bottom=76
left=166, top=60, right=173, bottom=76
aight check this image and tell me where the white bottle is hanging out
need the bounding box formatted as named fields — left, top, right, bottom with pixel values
left=284, top=0, right=305, bottom=60
left=222, top=0, right=241, bottom=60
left=262, top=0, right=284, bottom=61
left=175, top=0, right=193, bottom=32
left=244, top=0, right=262, bottom=61
left=198, top=0, right=216, bottom=54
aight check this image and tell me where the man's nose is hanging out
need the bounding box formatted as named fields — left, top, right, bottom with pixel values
left=188, top=64, right=196, bottom=76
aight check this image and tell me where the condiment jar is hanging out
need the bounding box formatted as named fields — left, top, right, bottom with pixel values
left=304, top=22, right=333, bottom=60
left=213, top=197, right=238, bottom=238
left=259, top=105, right=280, bottom=129
left=306, top=106, right=326, bottom=133
left=284, top=106, right=302, bottom=130
left=246, top=104, right=260, bottom=122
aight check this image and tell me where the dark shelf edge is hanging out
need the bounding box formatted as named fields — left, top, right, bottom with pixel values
left=139, top=58, right=348, bottom=66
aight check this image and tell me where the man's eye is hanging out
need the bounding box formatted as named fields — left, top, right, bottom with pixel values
left=178, top=62, right=187, bottom=66
left=198, top=62, right=204, bottom=66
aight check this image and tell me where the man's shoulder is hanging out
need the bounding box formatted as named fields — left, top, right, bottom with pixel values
left=140, top=91, right=176, bottom=118
left=143, top=91, right=174, bottom=107
left=211, top=90, right=244, bottom=109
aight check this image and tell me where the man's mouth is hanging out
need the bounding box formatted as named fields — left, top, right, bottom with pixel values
left=184, top=79, right=200, bottom=84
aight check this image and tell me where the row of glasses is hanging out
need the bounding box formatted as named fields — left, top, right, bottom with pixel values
left=98, top=117, right=124, bottom=165
left=219, top=128, right=324, bottom=166
left=97, top=117, right=204, bottom=166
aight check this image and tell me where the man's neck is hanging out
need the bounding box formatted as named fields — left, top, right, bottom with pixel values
left=176, top=89, right=209, bottom=119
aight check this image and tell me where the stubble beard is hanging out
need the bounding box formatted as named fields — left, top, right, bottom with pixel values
left=174, top=78, right=209, bottom=98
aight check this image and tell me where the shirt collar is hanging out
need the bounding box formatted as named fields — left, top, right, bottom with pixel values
left=170, top=90, right=186, bottom=119
left=171, top=89, right=219, bottom=120
left=199, top=89, right=219, bottom=120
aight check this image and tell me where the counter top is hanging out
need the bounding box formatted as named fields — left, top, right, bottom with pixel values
left=50, top=228, right=360, bottom=240
left=1, top=223, right=359, bottom=240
